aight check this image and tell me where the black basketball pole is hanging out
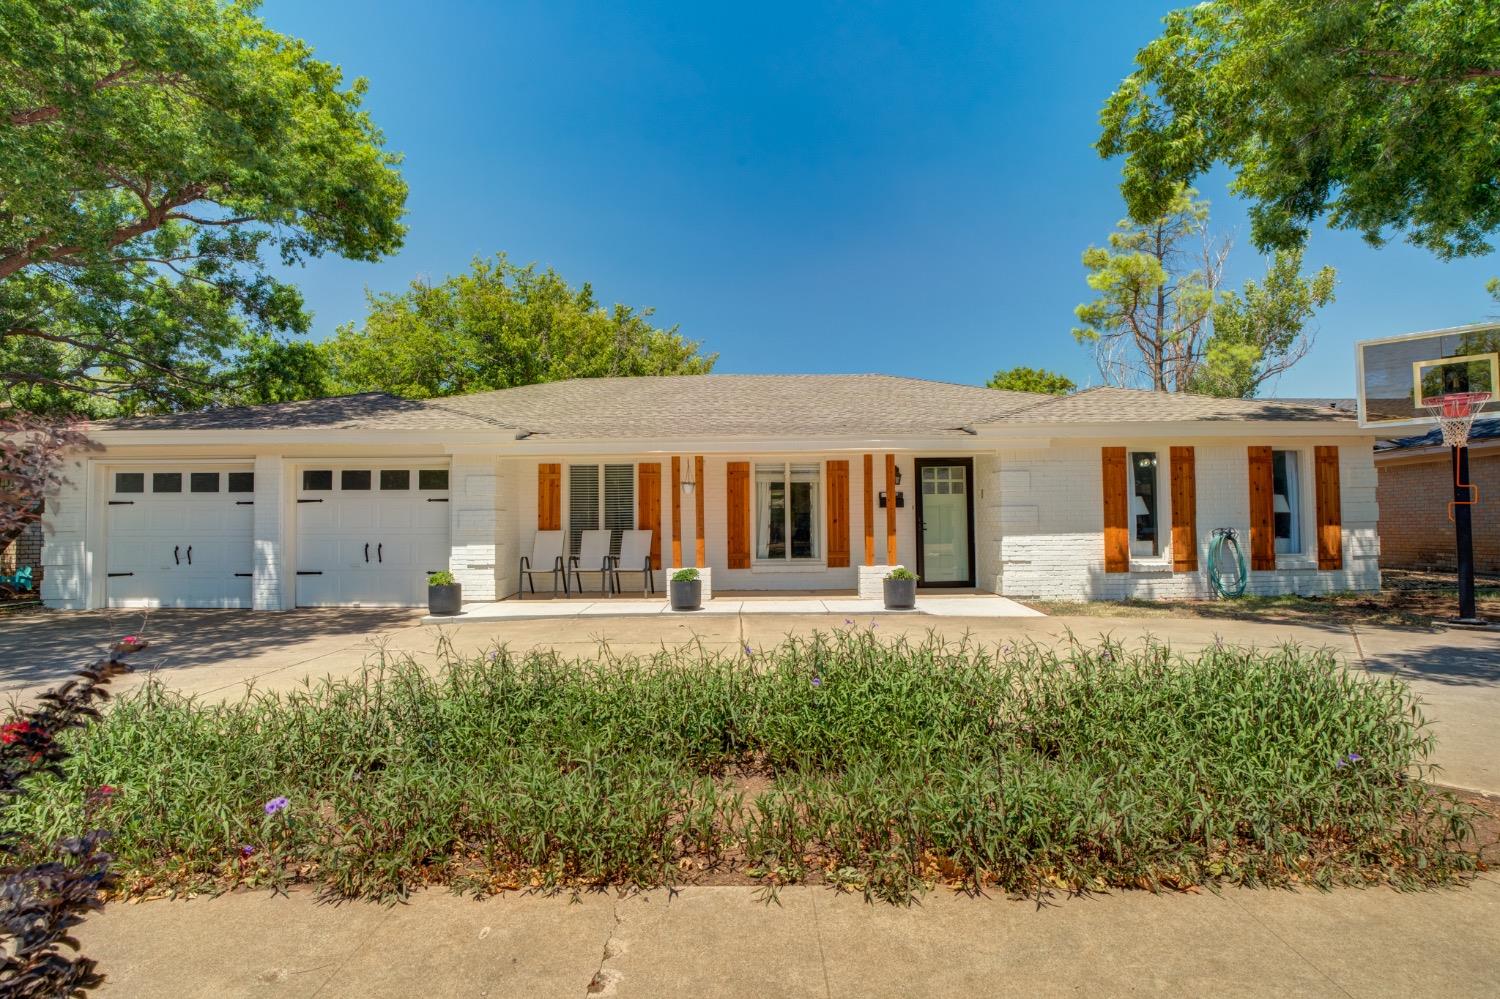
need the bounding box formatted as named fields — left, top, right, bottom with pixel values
left=1452, top=444, right=1479, bottom=622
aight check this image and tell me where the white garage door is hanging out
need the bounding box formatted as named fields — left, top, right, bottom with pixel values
left=295, top=465, right=450, bottom=607
left=106, top=467, right=255, bottom=608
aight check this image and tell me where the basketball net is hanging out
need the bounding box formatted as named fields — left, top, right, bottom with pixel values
left=1419, top=391, right=1489, bottom=521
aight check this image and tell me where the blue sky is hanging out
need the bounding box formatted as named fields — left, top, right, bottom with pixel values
left=261, top=0, right=1498, bottom=398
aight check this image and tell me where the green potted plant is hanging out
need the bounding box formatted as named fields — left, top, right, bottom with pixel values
left=427, top=570, right=462, bottom=615
left=883, top=566, right=917, bottom=609
left=669, top=567, right=702, bottom=611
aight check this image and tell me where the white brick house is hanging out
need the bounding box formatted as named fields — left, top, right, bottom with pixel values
left=36, top=376, right=1380, bottom=610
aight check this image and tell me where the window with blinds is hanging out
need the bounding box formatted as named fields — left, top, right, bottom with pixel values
left=568, top=464, right=634, bottom=556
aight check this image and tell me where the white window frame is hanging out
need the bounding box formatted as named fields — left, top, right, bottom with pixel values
left=565, top=462, right=635, bottom=557
left=1270, top=447, right=1313, bottom=563
left=751, top=460, right=824, bottom=568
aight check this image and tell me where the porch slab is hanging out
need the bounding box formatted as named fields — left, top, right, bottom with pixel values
left=422, top=594, right=1044, bottom=624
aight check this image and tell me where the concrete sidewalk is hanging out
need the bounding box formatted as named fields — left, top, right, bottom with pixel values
left=76, top=878, right=1500, bottom=998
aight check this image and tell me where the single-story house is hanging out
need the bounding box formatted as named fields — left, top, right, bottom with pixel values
left=36, top=375, right=1381, bottom=611
left=1375, top=419, right=1499, bottom=574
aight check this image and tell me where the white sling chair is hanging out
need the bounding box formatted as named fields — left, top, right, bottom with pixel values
left=610, top=530, right=656, bottom=598
left=517, top=530, right=567, bottom=598
left=569, top=529, right=615, bottom=597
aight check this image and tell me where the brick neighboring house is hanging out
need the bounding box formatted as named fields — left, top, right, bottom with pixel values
left=1, top=519, right=44, bottom=579
left=1375, top=421, right=1500, bottom=574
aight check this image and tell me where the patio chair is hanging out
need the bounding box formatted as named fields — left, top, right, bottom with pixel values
left=610, top=530, right=656, bottom=598
left=569, top=529, right=615, bottom=597
left=517, top=530, right=567, bottom=599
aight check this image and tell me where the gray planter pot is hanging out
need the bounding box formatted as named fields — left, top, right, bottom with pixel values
left=427, top=583, right=462, bottom=616
left=669, top=578, right=702, bottom=611
left=882, top=577, right=916, bottom=610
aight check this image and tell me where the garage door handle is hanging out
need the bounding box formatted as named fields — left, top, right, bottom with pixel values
left=364, top=543, right=369, bottom=563
left=234, top=573, right=252, bottom=577
left=174, top=545, right=180, bottom=565
left=297, top=571, right=323, bottom=576
left=186, top=546, right=192, bottom=565
left=108, top=500, right=134, bottom=506
left=297, top=498, right=322, bottom=504
left=107, top=572, right=134, bottom=578
left=377, top=543, right=383, bottom=563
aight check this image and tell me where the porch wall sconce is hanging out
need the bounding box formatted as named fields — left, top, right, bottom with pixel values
left=680, top=466, right=697, bottom=495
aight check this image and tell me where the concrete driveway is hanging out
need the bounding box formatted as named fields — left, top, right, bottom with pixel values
left=1, top=605, right=1496, bottom=792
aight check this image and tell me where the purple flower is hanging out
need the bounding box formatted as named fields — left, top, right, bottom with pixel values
left=843, top=618, right=853, bottom=626
left=263, top=796, right=290, bottom=816
left=743, top=644, right=754, bottom=655
left=1347, top=753, right=1363, bottom=763
left=811, top=676, right=823, bottom=688
left=240, top=844, right=256, bottom=857
left=1336, top=753, right=1364, bottom=769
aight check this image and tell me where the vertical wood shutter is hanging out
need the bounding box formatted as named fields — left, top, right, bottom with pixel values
left=1314, top=445, right=1342, bottom=570
left=1247, top=446, right=1275, bottom=570
left=726, top=461, right=750, bottom=569
left=826, top=460, right=850, bottom=567
left=638, top=463, right=662, bottom=569
left=670, top=456, right=683, bottom=567
left=1169, top=446, right=1198, bottom=572
left=862, top=454, right=875, bottom=565
left=694, top=455, right=706, bottom=567
left=1101, top=447, right=1129, bottom=572
left=884, top=454, right=897, bottom=564
left=538, top=463, right=561, bottom=530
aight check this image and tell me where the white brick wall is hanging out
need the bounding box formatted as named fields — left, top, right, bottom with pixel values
left=449, top=454, right=499, bottom=600
left=251, top=456, right=284, bottom=610
left=39, top=455, right=89, bottom=610
left=995, top=440, right=1381, bottom=600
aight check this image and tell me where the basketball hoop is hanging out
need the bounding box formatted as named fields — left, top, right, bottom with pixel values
left=1420, top=390, right=1491, bottom=449
left=1419, top=391, right=1489, bottom=521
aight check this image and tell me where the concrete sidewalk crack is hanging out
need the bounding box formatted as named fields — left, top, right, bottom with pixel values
left=1347, top=623, right=1367, bottom=667
left=308, top=901, right=396, bottom=998
left=808, top=890, right=833, bottom=999
left=585, top=897, right=624, bottom=996
left=1223, top=894, right=1356, bottom=999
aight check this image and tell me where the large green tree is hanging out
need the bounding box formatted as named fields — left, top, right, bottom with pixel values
left=1099, top=1, right=1500, bottom=259
left=0, top=0, right=406, bottom=416
left=323, top=255, right=716, bottom=398
left=1074, top=187, right=1335, bottom=396
left=986, top=366, right=1076, bottom=395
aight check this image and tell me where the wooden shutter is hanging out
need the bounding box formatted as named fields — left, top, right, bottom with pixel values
left=826, top=460, right=850, bottom=567
left=1101, top=447, right=1129, bottom=572
left=1314, top=445, right=1342, bottom=570
left=638, top=463, right=662, bottom=569
left=1169, top=446, right=1198, bottom=572
left=862, top=454, right=875, bottom=565
left=538, top=463, right=561, bottom=530
left=1247, top=446, right=1275, bottom=571
left=726, top=461, right=750, bottom=569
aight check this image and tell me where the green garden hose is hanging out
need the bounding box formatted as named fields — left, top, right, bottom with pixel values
left=1208, top=528, right=1248, bottom=599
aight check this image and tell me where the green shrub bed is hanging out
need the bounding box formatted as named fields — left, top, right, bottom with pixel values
left=4, top=630, right=1479, bottom=902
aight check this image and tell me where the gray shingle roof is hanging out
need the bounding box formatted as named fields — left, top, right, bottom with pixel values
left=99, top=376, right=1360, bottom=438
left=990, top=387, right=1356, bottom=425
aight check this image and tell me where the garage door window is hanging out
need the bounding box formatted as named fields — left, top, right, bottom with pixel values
left=380, top=470, right=410, bottom=490
left=419, top=469, right=448, bottom=490
left=227, top=472, right=255, bottom=493
left=114, top=472, right=144, bottom=494
left=341, top=469, right=372, bottom=490
left=303, top=470, right=333, bottom=491
left=190, top=472, right=219, bottom=493
left=153, top=472, right=182, bottom=493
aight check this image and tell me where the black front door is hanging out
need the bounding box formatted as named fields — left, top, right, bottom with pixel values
left=914, top=458, right=975, bottom=588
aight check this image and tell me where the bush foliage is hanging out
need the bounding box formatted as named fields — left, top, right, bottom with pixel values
left=3, top=631, right=1478, bottom=903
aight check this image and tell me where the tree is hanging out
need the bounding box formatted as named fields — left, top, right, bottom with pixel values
left=1073, top=187, right=1227, bottom=391
left=323, top=255, right=716, bottom=398
left=1191, top=249, right=1337, bottom=397
left=1099, top=1, right=1500, bottom=259
left=0, top=0, right=406, bottom=416
left=986, top=366, right=1076, bottom=395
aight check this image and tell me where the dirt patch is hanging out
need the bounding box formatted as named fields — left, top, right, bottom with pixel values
left=1453, top=789, right=1500, bottom=869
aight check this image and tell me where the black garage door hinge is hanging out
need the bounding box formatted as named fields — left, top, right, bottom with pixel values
left=297, top=498, right=322, bottom=504
left=427, top=497, right=449, bottom=502
left=107, top=572, right=134, bottom=577
left=296, top=571, right=322, bottom=575
left=234, top=572, right=253, bottom=577
left=235, top=500, right=254, bottom=505
left=108, top=500, right=134, bottom=506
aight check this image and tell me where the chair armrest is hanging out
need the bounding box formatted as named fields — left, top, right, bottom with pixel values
left=519, top=555, right=532, bottom=571
left=553, top=556, right=566, bottom=571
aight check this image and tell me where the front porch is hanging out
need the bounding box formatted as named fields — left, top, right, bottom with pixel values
left=421, top=590, right=1043, bottom=624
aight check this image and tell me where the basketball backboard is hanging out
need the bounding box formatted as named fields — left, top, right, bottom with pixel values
left=1356, top=323, right=1500, bottom=429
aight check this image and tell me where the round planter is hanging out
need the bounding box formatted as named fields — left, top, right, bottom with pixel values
left=427, top=582, right=462, bottom=616
left=669, top=578, right=702, bottom=611
left=882, top=577, right=916, bottom=610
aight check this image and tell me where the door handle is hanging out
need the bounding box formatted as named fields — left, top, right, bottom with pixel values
left=173, top=545, right=180, bottom=565
left=186, top=546, right=192, bottom=565
left=364, top=543, right=369, bottom=563
left=377, top=543, right=383, bottom=563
